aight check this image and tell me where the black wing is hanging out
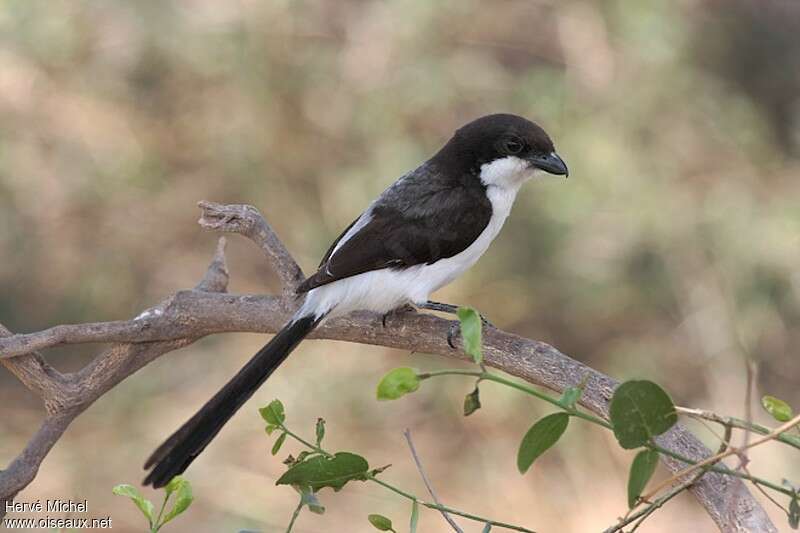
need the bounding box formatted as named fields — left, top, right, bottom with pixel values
left=297, top=167, right=492, bottom=293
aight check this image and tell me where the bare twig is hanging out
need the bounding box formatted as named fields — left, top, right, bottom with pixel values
left=0, top=201, right=777, bottom=532
left=723, top=359, right=758, bottom=523
left=403, top=429, right=464, bottom=533
left=741, top=359, right=758, bottom=458
left=640, top=412, right=800, bottom=504
left=676, top=406, right=800, bottom=451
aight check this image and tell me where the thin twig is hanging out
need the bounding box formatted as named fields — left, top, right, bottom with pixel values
left=285, top=497, right=304, bottom=533
left=403, top=429, right=464, bottom=533
left=741, top=359, right=757, bottom=457
left=639, top=412, right=800, bottom=503
left=723, top=359, right=758, bottom=522
left=675, top=406, right=800, bottom=451
left=740, top=463, right=790, bottom=516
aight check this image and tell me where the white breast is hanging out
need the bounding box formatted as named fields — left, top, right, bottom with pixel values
left=298, top=156, right=536, bottom=319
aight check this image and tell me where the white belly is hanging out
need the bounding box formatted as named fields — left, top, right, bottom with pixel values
left=298, top=182, right=522, bottom=319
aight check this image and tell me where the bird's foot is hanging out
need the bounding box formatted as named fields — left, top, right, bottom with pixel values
left=381, top=304, right=417, bottom=327
left=447, top=322, right=460, bottom=349
left=418, top=300, right=494, bottom=349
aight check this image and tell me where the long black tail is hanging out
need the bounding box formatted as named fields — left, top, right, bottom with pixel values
left=143, top=314, right=322, bottom=488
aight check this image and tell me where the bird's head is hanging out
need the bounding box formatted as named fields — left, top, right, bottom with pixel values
left=437, top=113, right=568, bottom=189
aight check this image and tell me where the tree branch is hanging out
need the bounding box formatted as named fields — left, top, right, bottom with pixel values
left=0, top=201, right=777, bottom=532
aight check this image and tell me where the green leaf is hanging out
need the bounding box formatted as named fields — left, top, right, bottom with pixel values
left=376, top=367, right=420, bottom=400
left=762, top=395, right=794, bottom=423
left=463, top=385, right=481, bottom=416
left=259, top=399, right=286, bottom=427
left=112, top=484, right=154, bottom=526
left=790, top=495, right=799, bottom=529
left=609, top=380, right=677, bottom=449
left=410, top=500, right=419, bottom=533
left=164, top=476, right=182, bottom=496
left=457, top=307, right=483, bottom=364
left=276, top=452, right=370, bottom=492
left=316, top=418, right=326, bottom=446
left=272, top=432, right=288, bottom=456
left=517, top=413, right=570, bottom=474
left=368, top=514, right=394, bottom=531
left=627, top=449, right=660, bottom=508
left=161, top=477, right=193, bottom=525
left=482, top=524, right=493, bottom=533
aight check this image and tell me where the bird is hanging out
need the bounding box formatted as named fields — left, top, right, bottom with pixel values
left=143, top=113, right=568, bottom=487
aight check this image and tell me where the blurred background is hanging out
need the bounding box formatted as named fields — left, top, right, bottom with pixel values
left=2, top=0, right=799, bottom=531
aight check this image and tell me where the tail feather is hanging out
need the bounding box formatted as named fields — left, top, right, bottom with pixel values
left=143, top=314, right=321, bottom=488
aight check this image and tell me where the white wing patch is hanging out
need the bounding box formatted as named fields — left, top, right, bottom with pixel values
left=327, top=209, right=374, bottom=270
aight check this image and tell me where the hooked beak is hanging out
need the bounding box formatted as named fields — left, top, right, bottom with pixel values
left=528, top=152, right=569, bottom=177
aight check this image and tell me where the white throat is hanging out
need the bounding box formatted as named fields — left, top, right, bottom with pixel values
left=479, top=155, right=539, bottom=191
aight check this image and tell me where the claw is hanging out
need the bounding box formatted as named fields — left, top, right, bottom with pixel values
left=447, top=322, right=459, bottom=349
left=381, top=304, right=416, bottom=328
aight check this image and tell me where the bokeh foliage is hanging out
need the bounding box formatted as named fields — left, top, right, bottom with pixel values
left=2, top=1, right=799, bottom=531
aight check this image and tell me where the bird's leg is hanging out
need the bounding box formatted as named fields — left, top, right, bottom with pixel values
left=417, top=300, right=495, bottom=349
left=417, top=300, right=459, bottom=314
left=381, top=303, right=417, bottom=327
left=418, top=300, right=495, bottom=327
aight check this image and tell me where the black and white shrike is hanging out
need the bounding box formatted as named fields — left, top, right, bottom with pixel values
left=143, top=113, right=568, bottom=487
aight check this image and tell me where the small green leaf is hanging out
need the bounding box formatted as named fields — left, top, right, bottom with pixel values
left=376, top=367, right=420, bottom=400
left=276, top=452, right=370, bottom=492
left=316, top=418, right=326, bottom=446
left=410, top=500, right=419, bottom=533
left=161, top=477, right=193, bottom=525
left=482, top=523, right=493, bottom=533
left=789, top=495, right=799, bottom=529
left=164, top=476, right=182, bottom=496
left=112, top=484, right=154, bottom=526
left=259, top=399, right=286, bottom=426
left=627, top=449, right=660, bottom=508
left=609, top=380, right=677, bottom=449
left=368, top=514, right=395, bottom=531
left=272, top=432, right=288, bottom=456
left=464, top=385, right=482, bottom=416
left=517, top=413, right=570, bottom=474
left=457, top=307, right=483, bottom=364
left=762, top=395, right=794, bottom=423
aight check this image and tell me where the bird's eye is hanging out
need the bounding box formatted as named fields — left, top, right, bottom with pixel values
left=502, top=138, right=524, bottom=155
